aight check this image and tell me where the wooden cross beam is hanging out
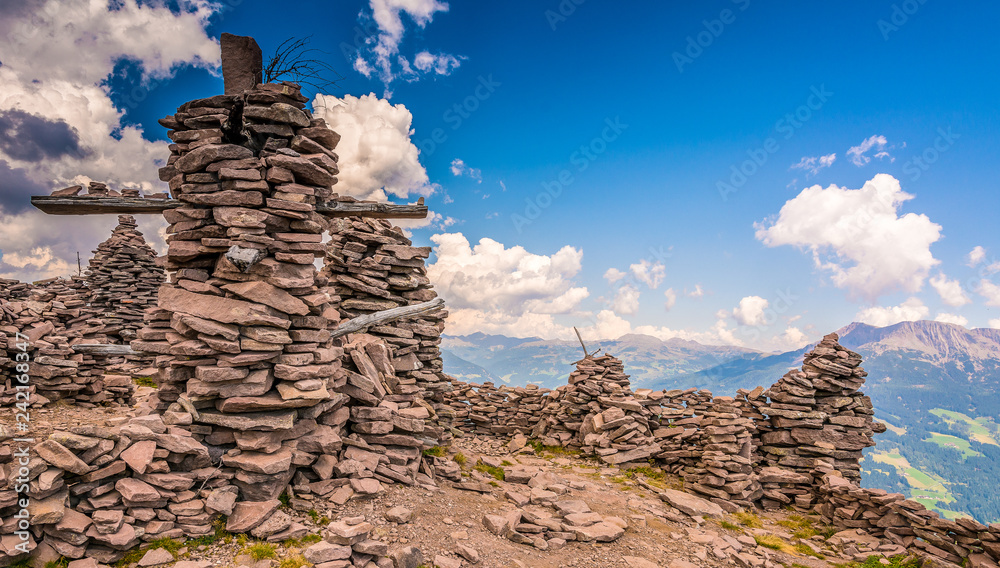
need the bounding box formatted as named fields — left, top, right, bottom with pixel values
left=30, top=195, right=429, bottom=219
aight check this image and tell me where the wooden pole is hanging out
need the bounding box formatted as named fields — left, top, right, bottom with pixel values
left=573, top=326, right=589, bottom=358
left=77, top=252, right=82, bottom=276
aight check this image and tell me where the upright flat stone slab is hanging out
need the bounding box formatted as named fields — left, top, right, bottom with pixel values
left=221, top=33, right=262, bottom=94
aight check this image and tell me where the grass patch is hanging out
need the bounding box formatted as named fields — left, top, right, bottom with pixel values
left=501, top=460, right=514, bottom=466
left=45, top=560, right=70, bottom=568
left=276, top=555, right=309, bottom=568
left=719, top=520, right=743, bottom=532
left=187, top=518, right=232, bottom=547
left=453, top=453, right=468, bottom=467
left=527, top=439, right=580, bottom=456
left=754, top=534, right=794, bottom=553
left=133, top=376, right=158, bottom=388
left=794, top=542, right=825, bottom=559
left=243, top=542, right=278, bottom=561
left=833, top=555, right=922, bottom=568
left=307, top=509, right=330, bottom=525
left=423, top=446, right=447, bottom=457
left=619, top=465, right=668, bottom=489
left=734, top=511, right=763, bottom=529
left=474, top=460, right=505, bottom=481
left=282, top=533, right=323, bottom=548
left=113, top=538, right=184, bottom=568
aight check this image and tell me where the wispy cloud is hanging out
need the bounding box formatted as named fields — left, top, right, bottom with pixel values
left=450, top=158, right=482, bottom=183
left=789, top=153, right=836, bottom=176
left=847, top=135, right=893, bottom=166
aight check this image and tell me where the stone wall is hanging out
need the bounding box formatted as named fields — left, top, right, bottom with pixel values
left=817, top=474, right=1000, bottom=568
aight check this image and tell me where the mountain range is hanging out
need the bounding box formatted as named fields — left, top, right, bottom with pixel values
left=441, top=321, right=1000, bottom=523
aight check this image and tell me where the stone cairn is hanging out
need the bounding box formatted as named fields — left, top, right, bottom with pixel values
left=0, top=278, right=134, bottom=407
left=754, top=332, right=885, bottom=510
left=534, top=354, right=663, bottom=466
left=85, top=214, right=165, bottom=343
left=322, top=215, right=454, bottom=442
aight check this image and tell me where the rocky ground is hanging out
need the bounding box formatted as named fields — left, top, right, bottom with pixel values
left=3, top=398, right=916, bottom=568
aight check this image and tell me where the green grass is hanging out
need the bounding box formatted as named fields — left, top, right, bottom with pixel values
left=931, top=408, right=999, bottom=446
left=282, top=533, right=323, bottom=548
left=620, top=466, right=668, bottom=489
left=719, top=520, right=743, bottom=532
left=276, top=555, right=309, bottom=568
left=133, top=376, right=158, bottom=388
left=307, top=509, right=330, bottom=525
left=453, top=453, right=468, bottom=466
left=187, top=518, right=233, bottom=547
left=776, top=514, right=835, bottom=540
left=113, top=537, right=184, bottom=568
left=474, top=460, right=505, bottom=481
left=526, top=439, right=579, bottom=456
left=423, top=446, right=447, bottom=457
left=923, top=432, right=984, bottom=458
left=754, top=534, right=794, bottom=553
left=833, top=555, right=922, bottom=568
left=501, top=460, right=514, bottom=466
left=794, top=542, right=825, bottom=559
left=244, top=542, right=278, bottom=561
left=45, top=560, right=70, bottom=568
left=734, top=511, right=763, bottom=528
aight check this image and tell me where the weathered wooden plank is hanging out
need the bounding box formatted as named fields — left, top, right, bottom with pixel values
left=31, top=196, right=429, bottom=219
left=31, top=196, right=180, bottom=215
left=331, top=298, right=445, bottom=339
left=72, top=298, right=446, bottom=355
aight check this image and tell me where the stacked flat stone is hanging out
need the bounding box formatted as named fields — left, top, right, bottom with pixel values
left=685, top=396, right=762, bottom=512
left=817, top=474, right=1000, bottom=568
left=139, top=80, right=347, bottom=505
left=536, top=354, right=663, bottom=466
left=86, top=215, right=165, bottom=342
left=322, top=214, right=454, bottom=436
left=444, top=382, right=549, bottom=436
left=756, top=333, right=884, bottom=509
left=286, top=333, right=435, bottom=505
left=651, top=388, right=715, bottom=476
left=50, top=180, right=169, bottom=199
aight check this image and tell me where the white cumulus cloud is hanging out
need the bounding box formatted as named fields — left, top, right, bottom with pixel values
left=0, top=0, right=220, bottom=282
left=732, top=296, right=770, bottom=326
left=929, top=273, right=971, bottom=307
left=629, top=259, right=666, bottom=289
left=967, top=246, right=987, bottom=267
left=612, top=285, right=641, bottom=315
left=427, top=232, right=587, bottom=317
left=855, top=297, right=929, bottom=327
left=755, top=174, right=941, bottom=301
left=663, top=288, right=677, bottom=311
left=978, top=280, right=1000, bottom=307
left=934, top=313, right=969, bottom=326
left=603, top=268, right=626, bottom=284
left=312, top=93, right=436, bottom=202
left=989, top=318, right=1000, bottom=329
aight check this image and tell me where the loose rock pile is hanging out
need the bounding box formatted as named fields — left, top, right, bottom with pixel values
left=85, top=215, right=165, bottom=343
left=754, top=333, right=884, bottom=510
left=484, top=467, right=626, bottom=549
left=0, top=414, right=228, bottom=564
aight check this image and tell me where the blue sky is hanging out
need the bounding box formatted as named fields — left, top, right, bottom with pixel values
left=1, top=0, right=998, bottom=350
